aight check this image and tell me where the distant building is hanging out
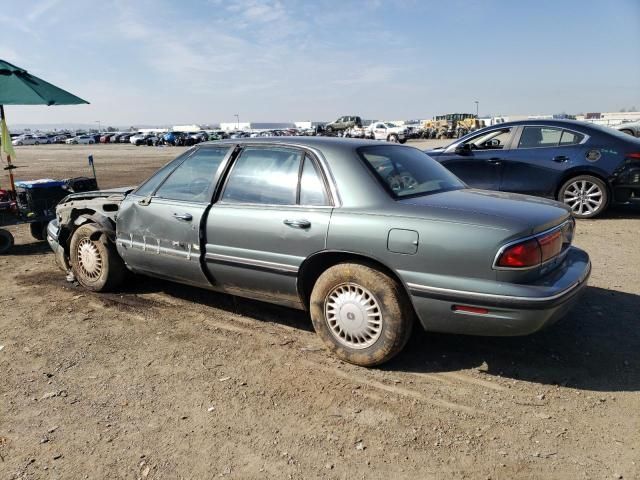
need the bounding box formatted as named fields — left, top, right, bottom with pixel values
left=172, top=124, right=205, bottom=132
left=575, top=111, right=640, bottom=126
left=220, top=122, right=251, bottom=131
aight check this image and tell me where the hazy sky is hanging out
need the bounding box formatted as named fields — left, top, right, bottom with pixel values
left=1, top=0, right=639, bottom=126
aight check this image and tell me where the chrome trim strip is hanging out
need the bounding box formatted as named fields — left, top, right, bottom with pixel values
left=407, top=261, right=590, bottom=304
left=205, top=252, right=299, bottom=274
left=492, top=219, right=574, bottom=271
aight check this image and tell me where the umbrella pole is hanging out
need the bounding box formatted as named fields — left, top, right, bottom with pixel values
left=0, top=105, right=17, bottom=196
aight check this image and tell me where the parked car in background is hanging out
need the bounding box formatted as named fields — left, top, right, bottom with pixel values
left=426, top=119, right=640, bottom=218
left=367, top=122, right=409, bottom=143
left=47, top=138, right=590, bottom=366
left=325, top=115, right=363, bottom=133
left=616, top=121, right=640, bottom=138
left=66, top=135, right=95, bottom=144
left=12, top=134, right=38, bottom=145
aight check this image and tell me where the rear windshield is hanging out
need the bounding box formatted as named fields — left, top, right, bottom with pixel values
left=358, top=145, right=464, bottom=198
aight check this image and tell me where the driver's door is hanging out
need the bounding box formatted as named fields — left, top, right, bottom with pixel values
left=437, top=127, right=514, bottom=190
left=116, top=146, right=231, bottom=287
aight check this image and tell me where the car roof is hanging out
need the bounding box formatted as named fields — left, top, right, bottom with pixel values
left=199, top=136, right=386, bottom=151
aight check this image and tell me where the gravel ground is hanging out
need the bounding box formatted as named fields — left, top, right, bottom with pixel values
left=0, top=142, right=638, bottom=479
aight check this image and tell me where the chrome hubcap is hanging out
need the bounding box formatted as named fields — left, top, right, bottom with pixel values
left=77, top=239, right=102, bottom=280
left=563, top=180, right=603, bottom=216
left=324, top=283, right=383, bottom=349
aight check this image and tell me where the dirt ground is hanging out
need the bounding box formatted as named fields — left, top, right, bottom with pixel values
left=1, top=143, right=639, bottom=480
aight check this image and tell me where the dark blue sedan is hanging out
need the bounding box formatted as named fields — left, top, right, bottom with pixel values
left=426, top=119, right=640, bottom=218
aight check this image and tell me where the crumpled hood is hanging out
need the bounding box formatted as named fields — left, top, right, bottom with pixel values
left=61, top=186, right=136, bottom=203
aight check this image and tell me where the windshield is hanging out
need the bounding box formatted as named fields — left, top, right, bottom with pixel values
left=358, top=145, right=465, bottom=198
left=385, top=123, right=398, bottom=128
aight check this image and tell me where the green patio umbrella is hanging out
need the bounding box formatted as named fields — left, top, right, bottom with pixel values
left=0, top=59, right=89, bottom=192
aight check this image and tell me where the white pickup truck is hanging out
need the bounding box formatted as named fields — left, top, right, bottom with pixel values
left=366, top=122, right=408, bottom=143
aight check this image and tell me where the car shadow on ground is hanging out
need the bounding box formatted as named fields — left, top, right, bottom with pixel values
left=5, top=240, right=51, bottom=256
left=125, top=278, right=638, bottom=393
left=387, top=286, right=640, bottom=392
left=596, top=204, right=640, bottom=219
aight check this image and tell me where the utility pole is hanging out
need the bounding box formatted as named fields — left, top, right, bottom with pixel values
left=474, top=101, right=479, bottom=118
left=234, top=114, right=239, bottom=130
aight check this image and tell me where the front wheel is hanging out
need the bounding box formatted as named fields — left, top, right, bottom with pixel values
left=0, top=229, right=14, bottom=254
left=69, top=223, right=126, bottom=291
left=559, top=175, right=608, bottom=219
left=310, top=263, right=414, bottom=367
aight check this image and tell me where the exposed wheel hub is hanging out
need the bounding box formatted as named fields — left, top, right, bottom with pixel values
left=324, top=283, right=382, bottom=349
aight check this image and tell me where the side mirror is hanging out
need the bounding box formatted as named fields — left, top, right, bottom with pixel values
left=455, top=143, right=472, bottom=155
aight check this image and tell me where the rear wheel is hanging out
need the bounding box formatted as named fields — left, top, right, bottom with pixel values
left=0, top=229, right=14, bottom=254
left=559, top=175, right=608, bottom=219
left=309, top=262, right=414, bottom=367
left=69, top=223, right=126, bottom=291
left=387, top=134, right=399, bottom=143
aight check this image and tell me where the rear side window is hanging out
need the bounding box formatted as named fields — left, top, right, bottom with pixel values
left=560, top=130, right=584, bottom=145
left=518, top=127, right=563, bottom=148
left=300, top=156, right=329, bottom=206
left=358, top=145, right=464, bottom=198
left=154, top=147, right=228, bottom=202
left=222, top=147, right=302, bottom=205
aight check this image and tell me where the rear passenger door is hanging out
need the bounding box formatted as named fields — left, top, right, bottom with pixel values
left=204, top=146, right=333, bottom=307
left=500, top=126, right=586, bottom=197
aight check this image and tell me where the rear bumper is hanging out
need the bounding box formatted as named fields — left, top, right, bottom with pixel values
left=407, top=247, right=591, bottom=336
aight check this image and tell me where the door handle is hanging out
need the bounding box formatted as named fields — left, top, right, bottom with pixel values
left=172, top=213, right=193, bottom=221
left=486, top=158, right=502, bottom=165
left=553, top=155, right=569, bottom=163
left=283, top=219, right=311, bottom=229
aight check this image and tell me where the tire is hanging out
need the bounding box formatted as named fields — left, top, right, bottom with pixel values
left=35, top=141, right=40, bottom=145
left=0, top=229, right=14, bottom=254
left=309, top=262, right=414, bottom=367
left=89, top=140, right=95, bottom=144
left=17, top=141, right=23, bottom=146
left=558, top=175, right=609, bottom=219
left=29, top=221, right=48, bottom=241
left=326, top=126, right=333, bottom=133
left=69, top=223, right=126, bottom=292
left=399, top=138, right=407, bottom=144
left=387, top=134, right=399, bottom=143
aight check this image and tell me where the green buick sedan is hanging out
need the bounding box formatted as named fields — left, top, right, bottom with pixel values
left=47, top=138, right=591, bottom=366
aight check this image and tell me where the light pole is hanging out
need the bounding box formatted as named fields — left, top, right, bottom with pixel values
left=234, top=114, right=239, bottom=130
left=95, top=120, right=101, bottom=132
left=474, top=101, right=479, bottom=118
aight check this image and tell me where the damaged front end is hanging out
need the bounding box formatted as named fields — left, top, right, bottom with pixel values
left=47, top=187, right=135, bottom=272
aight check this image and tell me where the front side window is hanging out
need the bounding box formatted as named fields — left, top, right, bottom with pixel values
left=518, top=127, right=563, bottom=148
left=463, top=128, right=512, bottom=150
left=154, top=147, right=228, bottom=202
left=222, top=147, right=302, bottom=205
left=358, top=145, right=464, bottom=198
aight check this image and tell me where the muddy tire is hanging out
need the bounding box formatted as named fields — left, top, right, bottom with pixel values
left=29, top=221, right=48, bottom=241
left=69, top=223, right=126, bottom=292
left=0, top=228, right=14, bottom=254
left=309, top=262, right=414, bottom=367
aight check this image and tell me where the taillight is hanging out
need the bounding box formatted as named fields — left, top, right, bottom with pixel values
left=495, top=222, right=573, bottom=269
left=496, top=238, right=541, bottom=268
left=538, top=230, right=563, bottom=262
left=626, top=152, right=640, bottom=159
